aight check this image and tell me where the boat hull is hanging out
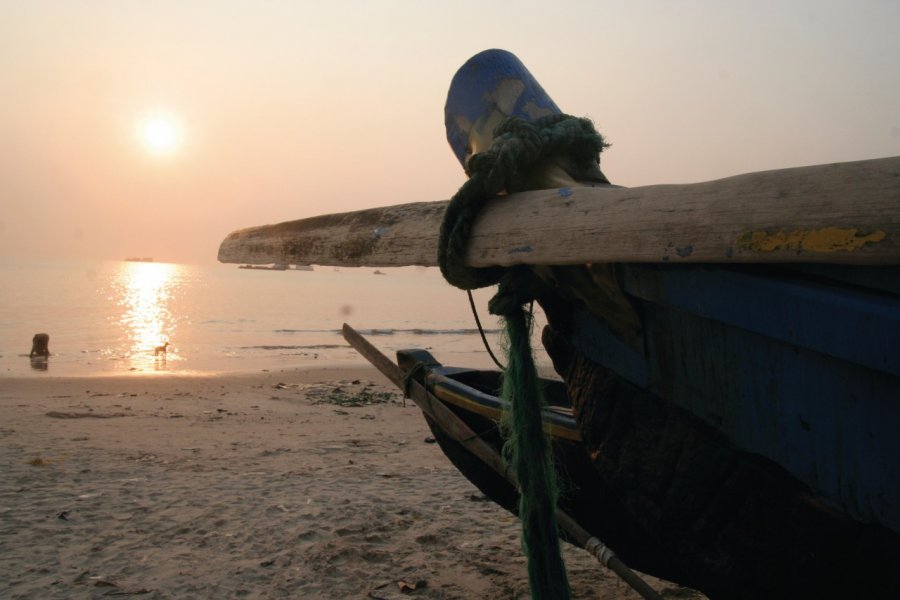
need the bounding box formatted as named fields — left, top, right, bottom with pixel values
left=399, top=337, right=900, bottom=599
left=537, top=262, right=900, bottom=533
left=437, top=47, right=900, bottom=598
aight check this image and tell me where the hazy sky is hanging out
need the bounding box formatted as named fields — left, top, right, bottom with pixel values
left=1, top=0, right=898, bottom=264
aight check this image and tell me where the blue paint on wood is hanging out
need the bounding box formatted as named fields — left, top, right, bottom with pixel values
left=567, top=264, right=900, bottom=533
left=444, top=49, right=560, bottom=167
left=570, top=308, right=649, bottom=387
left=643, top=298, right=898, bottom=531
left=622, top=265, right=900, bottom=377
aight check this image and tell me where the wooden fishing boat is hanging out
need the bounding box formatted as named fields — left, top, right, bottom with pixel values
left=341, top=328, right=899, bottom=600
left=220, top=50, right=900, bottom=599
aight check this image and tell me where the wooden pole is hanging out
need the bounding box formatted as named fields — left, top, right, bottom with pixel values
left=219, top=156, right=900, bottom=268
left=341, top=323, right=664, bottom=600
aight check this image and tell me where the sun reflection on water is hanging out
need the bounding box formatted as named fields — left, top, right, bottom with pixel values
left=111, top=262, right=182, bottom=371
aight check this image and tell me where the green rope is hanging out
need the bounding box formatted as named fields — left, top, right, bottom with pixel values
left=438, top=115, right=608, bottom=600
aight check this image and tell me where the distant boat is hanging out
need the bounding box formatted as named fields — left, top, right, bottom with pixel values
left=293, top=264, right=314, bottom=271
left=124, top=257, right=154, bottom=262
left=238, top=264, right=287, bottom=271
left=373, top=269, right=386, bottom=275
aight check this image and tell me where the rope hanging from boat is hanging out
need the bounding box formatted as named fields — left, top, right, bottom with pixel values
left=438, top=114, right=609, bottom=600
left=466, top=290, right=505, bottom=370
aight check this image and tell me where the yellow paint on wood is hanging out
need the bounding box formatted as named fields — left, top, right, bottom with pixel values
left=737, top=227, right=887, bottom=254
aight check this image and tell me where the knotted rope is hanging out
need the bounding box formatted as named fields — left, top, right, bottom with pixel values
left=438, top=114, right=608, bottom=600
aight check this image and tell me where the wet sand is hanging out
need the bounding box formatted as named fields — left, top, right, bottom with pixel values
left=0, top=367, right=702, bottom=599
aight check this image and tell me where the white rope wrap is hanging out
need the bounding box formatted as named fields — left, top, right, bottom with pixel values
left=585, top=537, right=617, bottom=566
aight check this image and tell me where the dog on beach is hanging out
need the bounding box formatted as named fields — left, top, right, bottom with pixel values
left=154, top=342, right=170, bottom=357
left=30, top=333, right=50, bottom=358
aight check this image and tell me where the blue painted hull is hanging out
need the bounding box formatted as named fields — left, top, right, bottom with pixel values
left=534, top=262, right=900, bottom=598
left=564, top=263, right=900, bottom=535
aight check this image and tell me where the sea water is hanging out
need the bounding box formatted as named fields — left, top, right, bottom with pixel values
left=0, top=258, right=550, bottom=377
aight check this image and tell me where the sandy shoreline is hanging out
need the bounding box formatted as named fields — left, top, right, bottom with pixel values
left=1, top=366, right=700, bottom=599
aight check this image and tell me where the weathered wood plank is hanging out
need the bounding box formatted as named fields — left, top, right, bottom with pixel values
left=219, top=201, right=446, bottom=268
left=217, top=155, right=900, bottom=267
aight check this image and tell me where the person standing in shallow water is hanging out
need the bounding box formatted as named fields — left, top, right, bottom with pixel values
left=30, top=333, right=50, bottom=358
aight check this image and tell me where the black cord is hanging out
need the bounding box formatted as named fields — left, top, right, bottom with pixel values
left=467, top=290, right=506, bottom=370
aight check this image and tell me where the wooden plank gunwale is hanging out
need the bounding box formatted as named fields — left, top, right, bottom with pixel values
left=218, top=156, right=900, bottom=268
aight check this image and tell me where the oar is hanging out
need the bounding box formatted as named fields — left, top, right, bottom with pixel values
left=342, top=323, right=664, bottom=600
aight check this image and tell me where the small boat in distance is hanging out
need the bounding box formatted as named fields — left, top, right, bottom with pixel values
left=238, top=263, right=288, bottom=271
left=124, top=257, right=154, bottom=262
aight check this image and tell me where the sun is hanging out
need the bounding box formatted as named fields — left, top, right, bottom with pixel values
left=137, top=112, right=183, bottom=156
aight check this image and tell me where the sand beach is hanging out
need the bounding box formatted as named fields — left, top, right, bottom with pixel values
left=0, top=366, right=702, bottom=599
